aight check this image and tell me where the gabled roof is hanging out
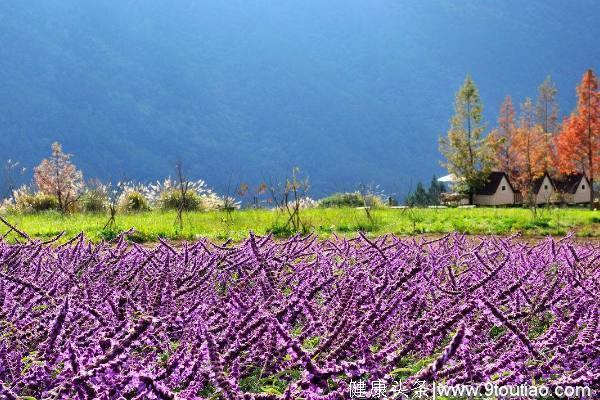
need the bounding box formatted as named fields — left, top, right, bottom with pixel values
left=476, top=171, right=514, bottom=195
left=554, top=174, right=588, bottom=194
left=532, top=173, right=555, bottom=194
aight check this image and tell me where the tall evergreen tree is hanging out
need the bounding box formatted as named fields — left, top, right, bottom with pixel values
left=405, top=182, right=430, bottom=206
left=428, top=175, right=446, bottom=205
left=536, top=75, right=559, bottom=172
left=439, top=76, right=494, bottom=204
left=536, top=75, right=559, bottom=135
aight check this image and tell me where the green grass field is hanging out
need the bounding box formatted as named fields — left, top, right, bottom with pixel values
left=3, top=206, right=600, bottom=243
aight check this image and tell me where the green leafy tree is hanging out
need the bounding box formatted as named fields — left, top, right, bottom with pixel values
left=439, top=75, right=495, bottom=204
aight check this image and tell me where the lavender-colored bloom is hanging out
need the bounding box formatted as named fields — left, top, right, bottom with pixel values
left=0, top=233, right=598, bottom=398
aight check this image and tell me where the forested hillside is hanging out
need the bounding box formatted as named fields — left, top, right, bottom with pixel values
left=1, top=0, right=599, bottom=197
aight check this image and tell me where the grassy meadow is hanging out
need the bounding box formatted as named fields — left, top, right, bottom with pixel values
left=3, top=206, right=600, bottom=243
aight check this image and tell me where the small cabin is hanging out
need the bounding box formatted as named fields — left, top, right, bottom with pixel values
left=532, top=173, right=556, bottom=205
left=473, top=172, right=516, bottom=206
left=554, top=174, right=591, bottom=205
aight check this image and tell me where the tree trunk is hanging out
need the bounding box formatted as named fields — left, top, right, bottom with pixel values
left=587, top=76, right=594, bottom=210
left=590, top=176, right=594, bottom=210
left=469, top=191, right=474, bottom=205
left=588, top=135, right=593, bottom=208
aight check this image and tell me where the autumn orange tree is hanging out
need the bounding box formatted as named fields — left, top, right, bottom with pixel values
left=556, top=69, right=600, bottom=208
left=34, top=142, right=84, bottom=213
left=490, top=96, right=517, bottom=180
left=492, top=79, right=558, bottom=185
left=512, top=98, right=546, bottom=206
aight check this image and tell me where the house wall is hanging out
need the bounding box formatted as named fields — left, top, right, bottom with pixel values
left=573, top=179, right=591, bottom=204
left=535, top=176, right=554, bottom=204
left=474, top=176, right=514, bottom=205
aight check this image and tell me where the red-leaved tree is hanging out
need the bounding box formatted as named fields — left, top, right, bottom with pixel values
left=556, top=69, right=600, bottom=208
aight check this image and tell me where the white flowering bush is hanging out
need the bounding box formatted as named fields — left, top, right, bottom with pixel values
left=298, top=197, right=318, bottom=209
left=114, top=179, right=239, bottom=212
left=148, top=179, right=201, bottom=210
left=1, top=178, right=238, bottom=214
left=80, top=182, right=109, bottom=212
left=219, top=195, right=242, bottom=211
left=201, top=193, right=241, bottom=211
left=8, top=185, right=59, bottom=213
left=116, top=182, right=152, bottom=213
left=0, top=196, right=17, bottom=214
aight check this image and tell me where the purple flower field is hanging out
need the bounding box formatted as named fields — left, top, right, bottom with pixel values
left=0, top=232, right=599, bottom=399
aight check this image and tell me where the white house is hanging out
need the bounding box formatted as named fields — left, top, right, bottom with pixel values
left=473, top=172, right=517, bottom=206
left=554, top=174, right=591, bottom=204
left=532, top=173, right=556, bottom=205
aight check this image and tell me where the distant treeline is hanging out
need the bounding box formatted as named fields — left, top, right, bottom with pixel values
left=1, top=144, right=404, bottom=216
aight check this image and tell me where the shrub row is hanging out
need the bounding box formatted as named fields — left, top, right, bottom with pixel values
left=3, top=184, right=232, bottom=214
left=3, top=185, right=387, bottom=214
